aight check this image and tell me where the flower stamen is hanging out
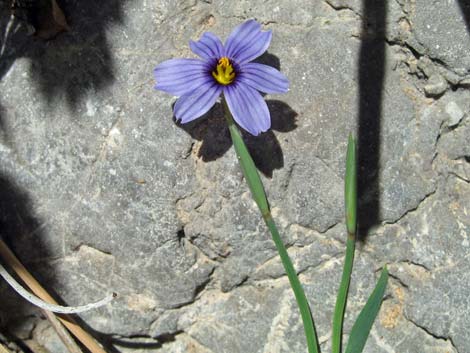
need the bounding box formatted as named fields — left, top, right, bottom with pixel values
left=212, top=57, right=235, bottom=85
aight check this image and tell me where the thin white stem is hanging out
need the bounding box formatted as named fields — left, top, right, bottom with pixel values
left=0, top=262, right=115, bottom=314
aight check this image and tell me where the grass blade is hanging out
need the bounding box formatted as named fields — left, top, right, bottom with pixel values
left=345, top=267, right=389, bottom=353
left=331, top=236, right=355, bottom=353
left=332, top=134, right=357, bottom=353
left=345, top=134, right=357, bottom=236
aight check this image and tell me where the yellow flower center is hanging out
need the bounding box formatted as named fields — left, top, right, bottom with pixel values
left=212, top=57, right=236, bottom=85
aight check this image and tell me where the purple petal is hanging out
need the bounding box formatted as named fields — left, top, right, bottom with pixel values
left=190, top=32, right=225, bottom=60
left=154, top=58, right=212, bottom=96
left=225, top=20, right=260, bottom=57
left=233, top=31, right=272, bottom=64
left=239, top=63, right=289, bottom=94
left=225, top=20, right=272, bottom=64
left=224, top=82, right=270, bottom=135
left=174, top=83, right=222, bottom=123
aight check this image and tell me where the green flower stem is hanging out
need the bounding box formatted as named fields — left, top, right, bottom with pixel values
left=331, top=234, right=355, bottom=353
left=345, top=134, right=357, bottom=236
left=223, top=99, right=319, bottom=353
left=264, top=214, right=320, bottom=353
left=332, top=134, right=357, bottom=353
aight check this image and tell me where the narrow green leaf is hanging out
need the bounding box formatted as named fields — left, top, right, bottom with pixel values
left=331, top=236, right=355, bottom=353
left=332, top=134, right=357, bottom=353
left=345, top=267, right=389, bottom=353
left=345, top=134, right=357, bottom=236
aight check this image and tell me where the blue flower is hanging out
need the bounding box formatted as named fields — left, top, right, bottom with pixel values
left=153, top=20, right=289, bottom=136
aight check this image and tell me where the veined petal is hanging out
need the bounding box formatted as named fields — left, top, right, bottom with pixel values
left=154, top=58, right=211, bottom=96
left=225, top=20, right=272, bottom=64
left=224, top=82, right=270, bottom=136
left=239, top=63, right=289, bottom=94
left=234, top=31, right=272, bottom=64
left=174, top=83, right=222, bottom=123
left=225, top=20, right=260, bottom=57
left=190, top=32, right=224, bottom=60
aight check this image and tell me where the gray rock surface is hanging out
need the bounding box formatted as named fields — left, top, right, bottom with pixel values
left=0, top=0, right=469, bottom=352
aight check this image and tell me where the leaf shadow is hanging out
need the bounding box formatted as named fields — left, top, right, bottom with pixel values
left=356, top=0, right=386, bottom=241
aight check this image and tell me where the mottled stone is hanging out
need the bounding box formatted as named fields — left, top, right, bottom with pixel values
left=367, top=175, right=470, bottom=352
left=409, top=0, right=470, bottom=76
left=0, top=0, right=469, bottom=351
left=32, top=320, right=69, bottom=353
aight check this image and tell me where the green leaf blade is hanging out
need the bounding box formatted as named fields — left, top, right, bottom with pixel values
left=345, top=134, right=357, bottom=236
left=331, top=134, right=358, bottom=353
left=331, top=236, right=355, bottom=353
left=345, top=267, right=389, bottom=353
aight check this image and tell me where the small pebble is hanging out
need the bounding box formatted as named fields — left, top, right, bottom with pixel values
left=424, top=74, right=447, bottom=97
left=445, top=101, right=464, bottom=127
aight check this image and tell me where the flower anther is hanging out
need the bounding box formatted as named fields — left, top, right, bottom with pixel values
left=212, top=57, right=236, bottom=85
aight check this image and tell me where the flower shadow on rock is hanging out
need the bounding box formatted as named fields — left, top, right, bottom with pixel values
left=177, top=98, right=298, bottom=178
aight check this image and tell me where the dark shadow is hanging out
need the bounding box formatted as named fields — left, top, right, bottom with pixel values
left=0, top=0, right=129, bottom=138
left=356, top=0, right=386, bottom=241
left=65, top=318, right=183, bottom=352
left=107, top=337, right=163, bottom=350
left=25, top=0, right=125, bottom=108
left=178, top=99, right=297, bottom=178
left=0, top=176, right=52, bottom=271
left=457, top=0, right=470, bottom=34
left=244, top=100, right=298, bottom=177
left=253, top=51, right=281, bottom=71
left=105, top=332, right=183, bottom=351
left=0, top=175, right=54, bottom=337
